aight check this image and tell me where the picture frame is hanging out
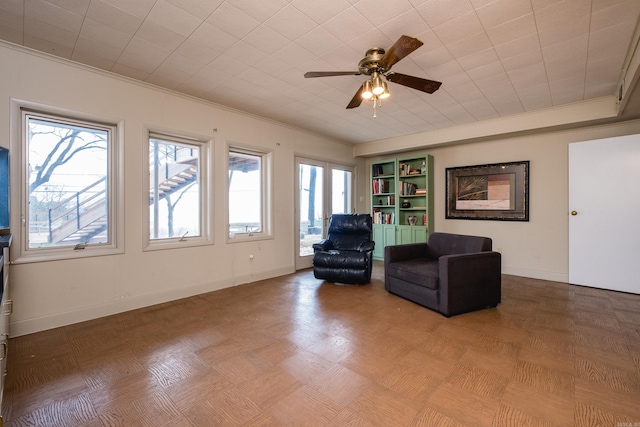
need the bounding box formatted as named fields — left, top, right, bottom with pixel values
left=445, top=160, right=529, bottom=221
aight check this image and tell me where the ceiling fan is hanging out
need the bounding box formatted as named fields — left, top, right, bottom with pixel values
left=304, top=35, right=442, bottom=114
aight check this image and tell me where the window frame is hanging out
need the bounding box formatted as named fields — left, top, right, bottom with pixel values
left=11, top=100, right=124, bottom=263
left=227, top=144, right=273, bottom=242
left=144, top=129, right=212, bottom=251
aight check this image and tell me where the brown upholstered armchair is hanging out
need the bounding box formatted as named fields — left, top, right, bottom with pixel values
left=384, top=232, right=501, bottom=317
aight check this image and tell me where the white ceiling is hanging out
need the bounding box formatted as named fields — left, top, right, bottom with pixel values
left=1, top=0, right=640, bottom=144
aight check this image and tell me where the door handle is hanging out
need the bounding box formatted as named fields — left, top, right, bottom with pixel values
left=571, top=211, right=578, bottom=216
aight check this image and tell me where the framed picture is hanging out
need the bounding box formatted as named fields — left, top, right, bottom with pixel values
left=446, top=161, right=529, bottom=221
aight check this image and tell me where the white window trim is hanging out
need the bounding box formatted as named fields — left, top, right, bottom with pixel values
left=143, top=128, right=213, bottom=252
left=227, top=143, right=273, bottom=243
left=10, top=99, right=125, bottom=264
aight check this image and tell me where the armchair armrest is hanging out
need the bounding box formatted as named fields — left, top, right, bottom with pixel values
left=438, top=251, right=501, bottom=317
left=385, top=242, right=430, bottom=263
left=358, top=240, right=375, bottom=252
left=312, top=239, right=332, bottom=252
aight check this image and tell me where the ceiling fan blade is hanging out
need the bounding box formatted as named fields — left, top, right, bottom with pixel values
left=378, top=35, right=424, bottom=70
left=386, top=72, right=442, bottom=94
left=346, top=85, right=365, bottom=109
left=304, top=71, right=361, bottom=78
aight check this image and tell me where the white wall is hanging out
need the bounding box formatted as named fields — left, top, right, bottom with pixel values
left=365, top=119, right=640, bottom=282
left=0, top=44, right=366, bottom=336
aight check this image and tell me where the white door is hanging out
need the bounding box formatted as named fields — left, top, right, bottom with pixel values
left=295, top=158, right=354, bottom=270
left=568, top=134, right=640, bottom=294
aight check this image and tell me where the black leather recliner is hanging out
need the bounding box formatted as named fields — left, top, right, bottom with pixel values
left=312, top=214, right=375, bottom=284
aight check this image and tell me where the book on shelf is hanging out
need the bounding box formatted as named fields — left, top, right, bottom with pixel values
left=372, top=178, right=391, bottom=194
left=415, top=188, right=426, bottom=194
left=399, top=181, right=417, bottom=195
left=373, top=210, right=395, bottom=224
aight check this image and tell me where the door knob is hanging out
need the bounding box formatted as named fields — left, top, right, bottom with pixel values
left=571, top=211, right=577, bottom=216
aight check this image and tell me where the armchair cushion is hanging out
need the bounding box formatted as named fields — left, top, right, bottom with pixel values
left=385, top=258, right=439, bottom=290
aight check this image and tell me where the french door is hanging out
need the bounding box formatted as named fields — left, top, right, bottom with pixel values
left=295, top=157, right=354, bottom=270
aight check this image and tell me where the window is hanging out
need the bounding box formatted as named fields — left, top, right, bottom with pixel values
left=228, top=146, right=271, bottom=239
left=148, top=133, right=205, bottom=244
left=18, top=107, right=122, bottom=261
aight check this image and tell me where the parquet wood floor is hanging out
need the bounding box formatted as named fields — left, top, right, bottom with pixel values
left=3, top=263, right=640, bottom=426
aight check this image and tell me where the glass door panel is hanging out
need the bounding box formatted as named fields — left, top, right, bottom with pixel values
left=331, top=168, right=352, bottom=214
left=298, top=162, right=324, bottom=259
left=295, top=158, right=354, bottom=270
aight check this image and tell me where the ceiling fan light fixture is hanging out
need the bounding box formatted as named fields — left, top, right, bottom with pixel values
left=378, top=82, right=390, bottom=99
left=371, top=73, right=384, bottom=96
left=362, top=80, right=373, bottom=99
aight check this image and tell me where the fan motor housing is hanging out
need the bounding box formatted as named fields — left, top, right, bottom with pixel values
left=358, top=48, right=387, bottom=75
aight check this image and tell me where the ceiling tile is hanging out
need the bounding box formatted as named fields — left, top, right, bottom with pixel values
left=110, top=62, right=151, bottom=80
left=73, top=35, right=122, bottom=62
left=147, top=0, right=203, bottom=38
left=377, top=9, right=429, bottom=41
left=24, top=16, right=78, bottom=49
left=0, top=0, right=24, bottom=15
left=291, top=0, right=352, bottom=25
left=136, top=20, right=186, bottom=52
left=475, top=0, right=532, bottom=29
left=174, top=39, right=221, bottom=65
left=537, top=13, right=589, bottom=47
left=485, top=12, right=536, bottom=46
left=542, top=35, right=588, bottom=64
left=508, top=62, right=548, bottom=89
left=235, top=2, right=287, bottom=22
left=166, top=0, right=223, bottom=17
left=242, top=25, right=291, bottom=55
left=116, top=37, right=171, bottom=74
left=98, top=0, right=156, bottom=18
left=206, top=2, right=261, bottom=39
left=223, top=40, right=269, bottom=66
left=24, top=33, right=73, bottom=57
left=320, top=7, right=372, bottom=44
left=26, top=0, right=84, bottom=33
left=533, top=0, right=591, bottom=33
left=353, top=0, right=413, bottom=27
left=447, top=31, right=492, bottom=59
left=264, top=4, right=317, bottom=41
left=70, top=49, right=115, bottom=70
left=517, top=84, right=552, bottom=110
left=500, top=48, right=543, bottom=72
left=296, top=27, right=343, bottom=57
left=78, top=17, right=134, bottom=50
left=432, top=11, right=484, bottom=45
left=0, top=6, right=23, bottom=44
left=493, top=33, right=540, bottom=61
left=41, top=0, right=90, bottom=15
left=416, top=0, right=474, bottom=28
left=86, top=0, right=144, bottom=35
left=189, top=21, right=238, bottom=52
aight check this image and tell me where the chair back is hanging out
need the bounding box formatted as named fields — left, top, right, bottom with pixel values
left=326, top=214, right=372, bottom=251
left=428, top=232, right=492, bottom=256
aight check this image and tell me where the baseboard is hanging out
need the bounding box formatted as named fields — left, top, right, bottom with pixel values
left=502, top=266, right=568, bottom=283
left=10, top=265, right=295, bottom=337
